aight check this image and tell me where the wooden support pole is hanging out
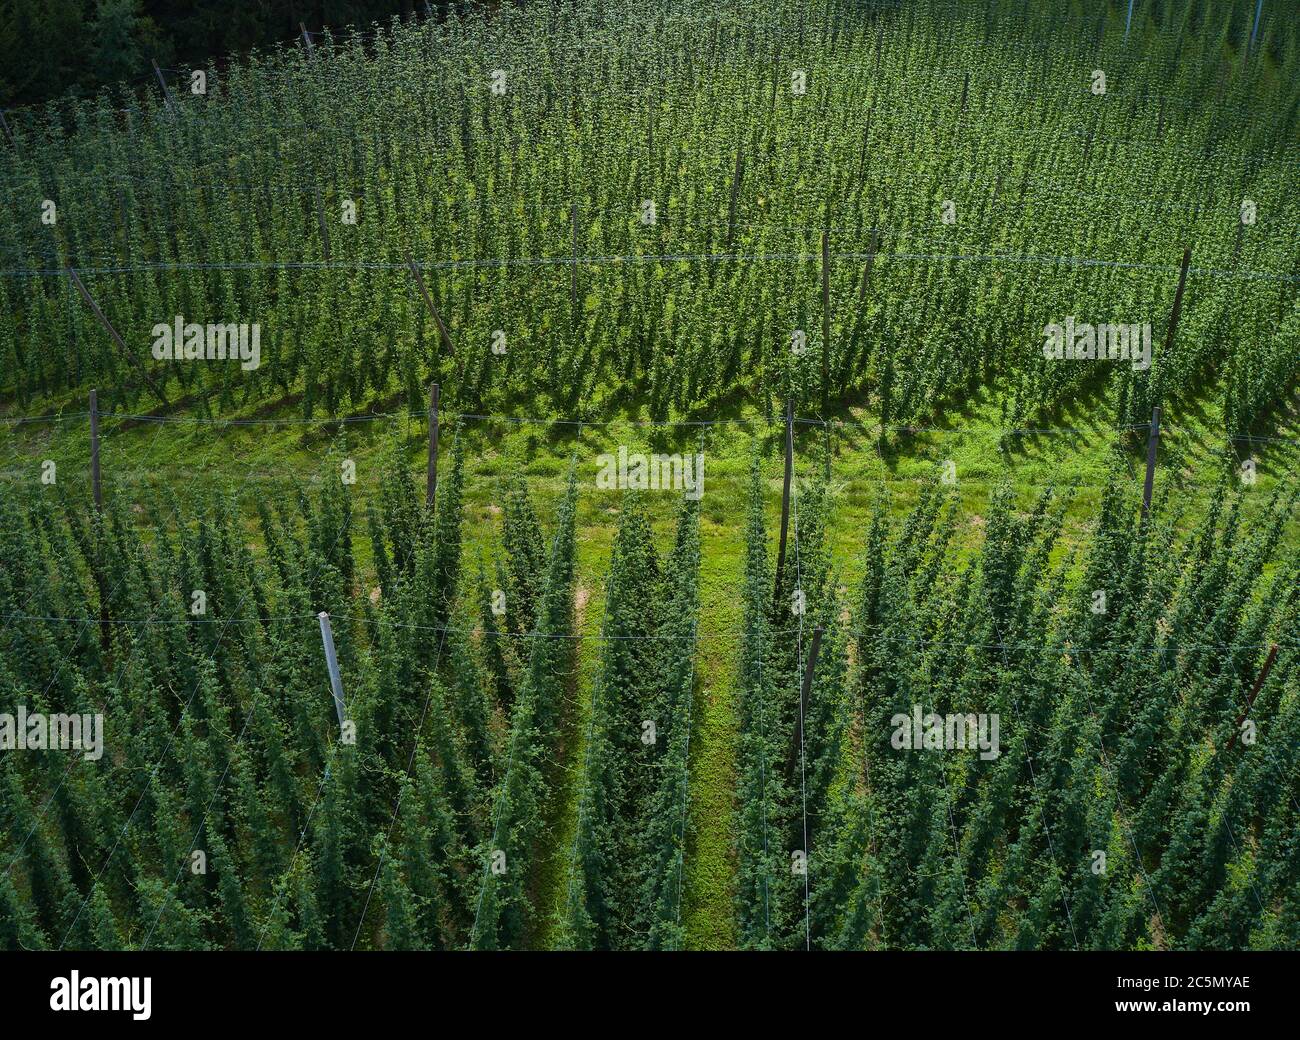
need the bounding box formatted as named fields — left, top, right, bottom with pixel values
left=570, top=200, right=579, bottom=317
left=88, top=387, right=109, bottom=651
left=1233, top=644, right=1278, bottom=738
left=89, top=389, right=102, bottom=509
left=426, top=383, right=439, bottom=510
left=800, top=627, right=824, bottom=728
left=1250, top=0, right=1264, bottom=51
left=787, top=627, right=825, bottom=775
left=0, top=109, right=14, bottom=148
left=151, top=59, right=174, bottom=113
left=91, top=390, right=109, bottom=650
left=1161, top=245, right=1192, bottom=366
left=405, top=252, right=456, bottom=376
left=1141, top=406, right=1161, bottom=520
left=858, top=229, right=879, bottom=308
left=821, top=229, right=831, bottom=417
left=1125, top=0, right=1135, bottom=40
left=301, top=23, right=315, bottom=53
left=314, top=185, right=330, bottom=261
left=726, top=147, right=743, bottom=249
left=858, top=113, right=871, bottom=183
left=959, top=71, right=969, bottom=114
left=773, top=397, right=794, bottom=610
left=317, top=612, right=347, bottom=729
left=67, top=267, right=169, bottom=407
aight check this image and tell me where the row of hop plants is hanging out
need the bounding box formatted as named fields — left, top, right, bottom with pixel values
left=734, top=444, right=1300, bottom=949
left=1, top=412, right=1298, bottom=949
left=0, top=0, right=1295, bottom=431
left=0, top=422, right=563, bottom=950
left=556, top=492, right=701, bottom=950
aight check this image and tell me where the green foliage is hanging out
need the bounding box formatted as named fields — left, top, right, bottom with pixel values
left=1, top=0, right=1294, bottom=430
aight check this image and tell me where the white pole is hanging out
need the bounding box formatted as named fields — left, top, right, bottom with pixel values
left=318, top=611, right=346, bottom=728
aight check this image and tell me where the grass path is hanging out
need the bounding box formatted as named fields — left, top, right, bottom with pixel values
left=681, top=522, right=746, bottom=948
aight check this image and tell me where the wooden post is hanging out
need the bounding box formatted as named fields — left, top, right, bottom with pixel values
left=0, top=110, right=13, bottom=148
left=989, top=170, right=1004, bottom=215
left=570, top=200, right=579, bottom=317
left=786, top=627, right=825, bottom=775
left=67, top=267, right=169, bottom=407
left=1162, top=245, right=1192, bottom=363
left=317, top=612, right=347, bottom=729
left=405, top=253, right=456, bottom=376
left=91, top=392, right=109, bottom=651
left=151, top=59, right=174, bottom=114
left=426, top=383, right=439, bottom=510
left=1141, top=406, right=1161, bottom=520
left=959, top=71, right=969, bottom=114
left=773, top=397, right=794, bottom=610
left=858, top=113, right=871, bottom=183
left=821, top=229, right=831, bottom=416
left=799, top=626, right=824, bottom=727
left=858, top=229, right=878, bottom=308
left=726, top=146, right=743, bottom=249
left=89, top=390, right=102, bottom=509
left=1125, top=0, right=1135, bottom=40
left=301, top=23, right=315, bottom=53
left=314, top=186, right=330, bottom=261
left=1233, top=644, right=1278, bottom=738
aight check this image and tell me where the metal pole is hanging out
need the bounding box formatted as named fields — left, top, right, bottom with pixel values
left=318, top=612, right=347, bottom=728
left=1250, top=0, right=1264, bottom=50
left=1125, top=0, right=1135, bottom=41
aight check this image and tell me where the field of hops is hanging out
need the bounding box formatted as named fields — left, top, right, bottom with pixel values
left=1, top=0, right=1298, bottom=951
